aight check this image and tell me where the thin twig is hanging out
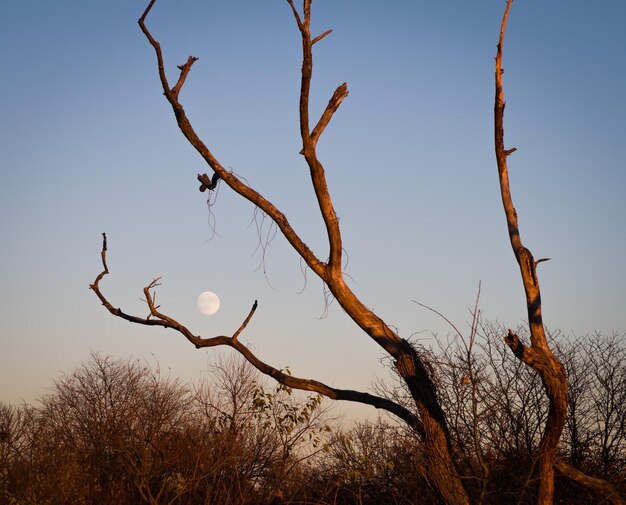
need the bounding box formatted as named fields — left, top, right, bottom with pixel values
left=412, top=300, right=464, bottom=341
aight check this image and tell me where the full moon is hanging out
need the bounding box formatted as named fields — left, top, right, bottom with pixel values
left=197, top=291, right=220, bottom=316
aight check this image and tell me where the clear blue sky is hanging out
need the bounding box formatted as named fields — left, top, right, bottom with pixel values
left=1, top=1, right=625, bottom=413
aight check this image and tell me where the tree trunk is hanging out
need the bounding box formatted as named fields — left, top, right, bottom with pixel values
left=394, top=343, right=469, bottom=505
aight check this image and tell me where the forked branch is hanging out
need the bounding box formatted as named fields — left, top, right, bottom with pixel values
left=90, top=233, right=240, bottom=346
left=287, top=0, right=345, bottom=273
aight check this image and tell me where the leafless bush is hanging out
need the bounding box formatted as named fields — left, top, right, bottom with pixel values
left=366, top=326, right=625, bottom=504
left=0, top=353, right=331, bottom=505
left=2, top=336, right=623, bottom=504
left=432, top=327, right=625, bottom=503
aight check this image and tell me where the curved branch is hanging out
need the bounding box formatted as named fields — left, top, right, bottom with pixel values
left=89, top=233, right=233, bottom=348
left=89, top=235, right=424, bottom=435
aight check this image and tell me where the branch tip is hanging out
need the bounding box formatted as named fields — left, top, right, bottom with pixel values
left=310, top=82, right=349, bottom=145
left=172, top=56, right=199, bottom=97
left=139, top=0, right=157, bottom=25
left=232, top=300, right=259, bottom=342
left=312, top=29, right=332, bottom=45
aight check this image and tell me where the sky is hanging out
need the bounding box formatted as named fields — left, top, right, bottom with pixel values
left=1, top=1, right=625, bottom=418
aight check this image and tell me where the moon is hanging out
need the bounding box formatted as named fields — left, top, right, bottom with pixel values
left=197, top=291, right=220, bottom=316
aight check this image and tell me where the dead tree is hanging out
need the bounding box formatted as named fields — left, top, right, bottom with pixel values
left=493, top=4, right=625, bottom=505
left=91, top=1, right=471, bottom=503
left=90, top=2, right=625, bottom=504
left=494, top=2, right=568, bottom=504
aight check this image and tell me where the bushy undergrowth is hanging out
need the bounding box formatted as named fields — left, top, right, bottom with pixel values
left=1, top=331, right=624, bottom=504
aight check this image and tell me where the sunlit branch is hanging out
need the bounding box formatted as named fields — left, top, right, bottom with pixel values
left=311, top=29, right=332, bottom=45
left=172, top=56, right=198, bottom=98
left=136, top=0, right=407, bottom=363
left=310, top=82, right=349, bottom=147
left=494, top=1, right=568, bottom=503
left=133, top=2, right=469, bottom=500
left=138, top=0, right=327, bottom=280
left=287, top=0, right=343, bottom=273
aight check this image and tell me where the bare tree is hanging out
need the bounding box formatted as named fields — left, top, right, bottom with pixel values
left=91, top=1, right=469, bottom=502
left=89, top=2, right=623, bottom=504
left=1, top=353, right=334, bottom=505
left=2, top=342, right=623, bottom=504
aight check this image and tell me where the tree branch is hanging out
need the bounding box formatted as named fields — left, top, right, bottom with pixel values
left=89, top=235, right=424, bottom=435
left=287, top=1, right=344, bottom=274
left=285, top=0, right=303, bottom=30
left=310, top=82, right=349, bottom=147
left=138, top=0, right=171, bottom=94
left=136, top=1, right=402, bottom=365
left=89, top=234, right=234, bottom=348
left=311, top=29, right=332, bottom=45
left=172, top=56, right=199, bottom=98
left=495, top=0, right=548, bottom=349
left=555, top=459, right=625, bottom=505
